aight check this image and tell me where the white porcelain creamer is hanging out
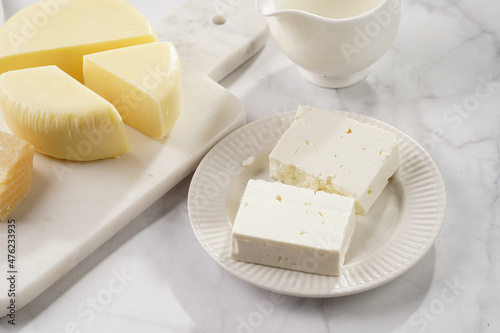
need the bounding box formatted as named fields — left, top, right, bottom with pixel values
left=256, top=0, right=401, bottom=88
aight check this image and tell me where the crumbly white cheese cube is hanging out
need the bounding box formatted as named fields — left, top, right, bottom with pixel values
left=269, top=106, right=400, bottom=214
left=231, top=179, right=356, bottom=276
left=242, top=156, right=255, bottom=167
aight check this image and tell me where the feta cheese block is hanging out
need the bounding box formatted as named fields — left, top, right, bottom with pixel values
left=231, top=179, right=356, bottom=276
left=269, top=106, right=400, bottom=214
left=0, top=0, right=158, bottom=82
left=0, top=66, right=129, bottom=161
left=0, top=131, right=35, bottom=221
left=83, top=42, right=182, bottom=140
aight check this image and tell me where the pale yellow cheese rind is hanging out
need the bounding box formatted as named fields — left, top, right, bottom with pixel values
left=0, top=131, right=35, bottom=221
left=0, top=0, right=158, bottom=82
left=83, top=42, right=182, bottom=140
left=0, top=65, right=129, bottom=161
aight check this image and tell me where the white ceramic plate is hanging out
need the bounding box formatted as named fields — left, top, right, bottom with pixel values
left=188, top=111, right=446, bottom=297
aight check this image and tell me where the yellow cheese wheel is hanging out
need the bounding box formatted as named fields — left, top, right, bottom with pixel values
left=0, top=131, right=35, bottom=221
left=83, top=42, right=182, bottom=140
left=0, top=0, right=158, bottom=82
left=0, top=65, right=129, bottom=161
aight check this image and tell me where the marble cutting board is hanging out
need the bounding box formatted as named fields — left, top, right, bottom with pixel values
left=0, top=1, right=4, bottom=26
left=0, top=0, right=268, bottom=317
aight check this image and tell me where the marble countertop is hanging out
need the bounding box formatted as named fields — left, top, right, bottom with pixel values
left=1, top=0, right=499, bottom=332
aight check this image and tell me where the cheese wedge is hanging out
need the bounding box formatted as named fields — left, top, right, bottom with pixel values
left=0, top=65, right=129, bottom=161
left=0, top=0, right=158, bottom=82
left=0, top=131, right=35, bottom=221
left=83, top=42, right=182, bottom=140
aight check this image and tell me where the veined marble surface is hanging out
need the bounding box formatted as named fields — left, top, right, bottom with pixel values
left=1, top=0, right=499, bottom=332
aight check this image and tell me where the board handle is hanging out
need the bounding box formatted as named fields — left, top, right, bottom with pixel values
left=155, top=0, right=269, bottom=82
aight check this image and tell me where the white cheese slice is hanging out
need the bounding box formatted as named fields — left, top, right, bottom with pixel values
left=269, top=106, right=400, bottom=214
left=231, top=179, right=356, bottom=276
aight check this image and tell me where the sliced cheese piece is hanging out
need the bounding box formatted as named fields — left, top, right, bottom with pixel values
left=0, top=131, right=35, bottom=221
left=269, top=106, right=400, bottom=214
left=0, top=0, right=158, bottom=82
left=231, top=179, right=356, bottom=276
left=0, top=65, right=129, bottom=161
left=83, top=42, right=182, bottom=140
